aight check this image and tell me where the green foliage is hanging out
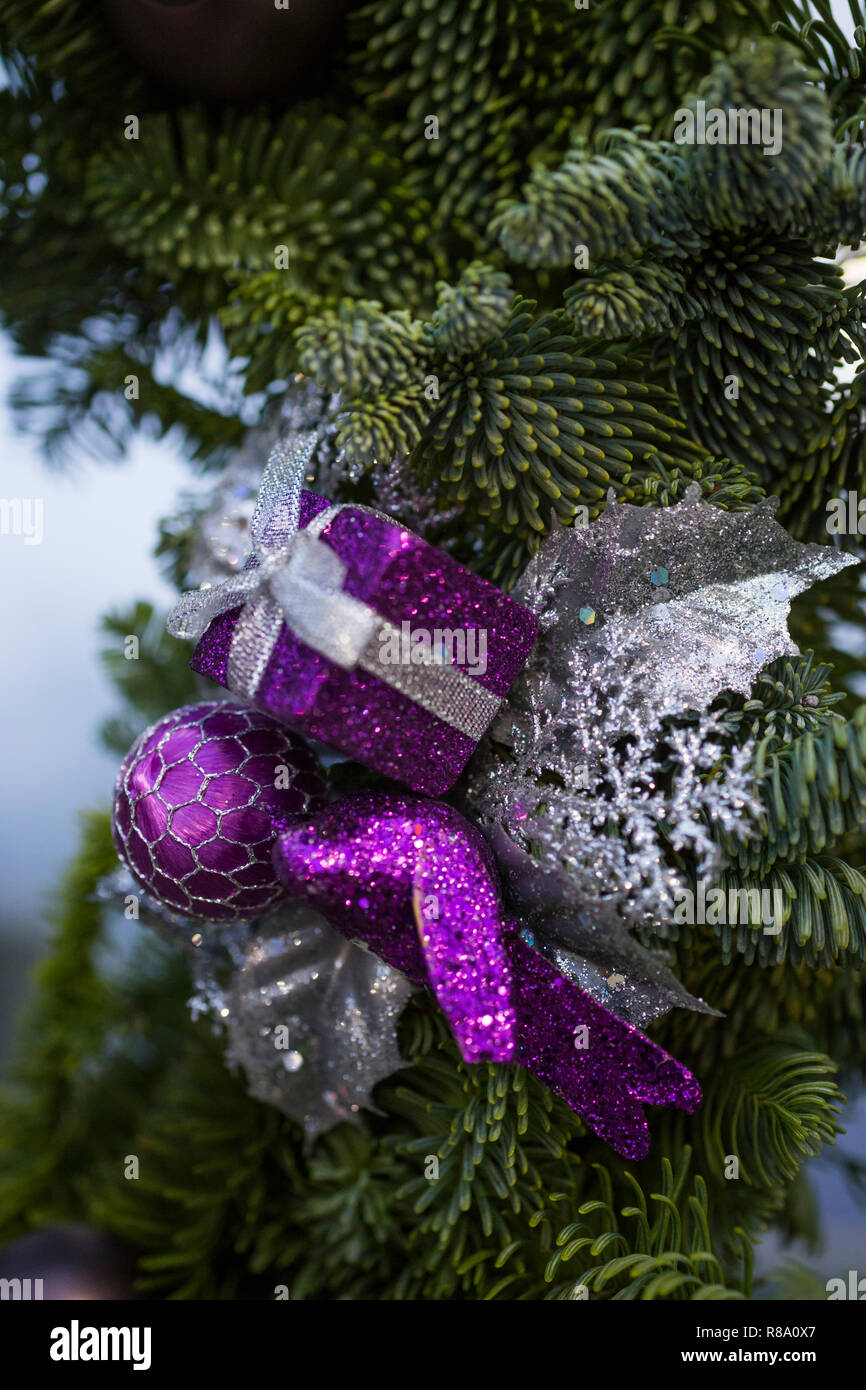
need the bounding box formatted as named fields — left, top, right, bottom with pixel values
left=430, top=261, right=514, bottom=355
left=715, top=654, right=845, bottom=746
left=350, top=0, right=578, bottom=237
left=771, top=0, right=866, bottom=137
left=564, top=261, right=693, bottom=339
left=0, top=814, right=190, bottom=1241
left=297, top=301, right=430, bottom=397
left=575, top=0, right=776, bottom=136
left=652, top=691, right=866, bottom=967
left=482, top=46, right=866, bottom=531
left=88, top=107, right=433, bottom=303
left=0, top=0, right=141, bottom=102
left=541, top=1153, right=746, bottom=1300
left=493, top=132, right=695, bottom=269
left=98, top=603, right=200, bottom=755
left=687, top=42, right=834, bottom=228
left=693, top=1040, right=842, bottom=1188
left=419, top=310, right=703, bottom=539
left=306, top=290, right=707, bottom=558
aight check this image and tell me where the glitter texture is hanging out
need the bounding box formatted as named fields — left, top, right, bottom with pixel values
left=98, top=868, right=414, bottom=1144
left=509, top=934, right=701, bottom=1158
left=274, top=793, right=517, bottom=1063
left=485, top=829, right=718, bottom=1029
left=465, top=489, right=857, bottom=951
left=190, top=490, right=537, bottom=796
left=112, top=701, right=325, bottom=921
left=272, top=792, right=700, bottom=1157
left=513, top=486, right=857, bottom=735
left=220, top=903, right=414, bottom=1143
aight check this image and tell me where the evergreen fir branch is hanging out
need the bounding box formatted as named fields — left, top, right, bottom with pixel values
left=415, top=300, right=706, bottom=539
left=297, top=300, right=432, bottom=397
left=350, top=0, right=577, bottom=235
left=634, top=454, right=767, bottom=510
left=644, top=1031, right=842, bottom=1253
left=695, top=1039, right=842, bottom=1188
left=666, top=235, right=851, bottom=482
left=826, top=142, right=866, bottom=247
left=335, top=386, right=435, bottom=471
left=86, top=107, right=434, bottom=306
left=99, top=604, right=200, bottom=754
left=713, top=653, right=845, bottom=747
left=430, top=261, right=514, bottom=356
left=279, top=1128, right=412, bottom=1300
left=659, top=703, right=866, bottom=966
left=491, top=133, right=694, bottom=269
left=0, top=814, right=186, bottom=1242
left=778, top=351, right=866, bottom=536
left=669, top=926, right=864, bottom=1052
left=574, top=0, right=774, bottom=136
left=564, top=260, right=696, bottom=339
left=659, top=856, right=866, bottom=968
left=221, top=280, right=331, bottom=396
left=542, top=1152, right=745, bottom=1300
left=725, top=860, right=866, bottom=966
left=3, top=0, right=866, bottom=1304
left=686, top=42, right=834, bottom=229
left=770, top=0, right=866, bottom=135
left=731, top=706, right=866, bottom=874
left=0, top=0, right=140, bottom=103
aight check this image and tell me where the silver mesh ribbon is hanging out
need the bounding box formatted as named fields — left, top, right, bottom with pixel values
left=166, top=433, right=503, bottom=741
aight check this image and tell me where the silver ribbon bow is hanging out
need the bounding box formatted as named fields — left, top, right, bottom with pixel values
left=167, top=432, right=502, bottom=742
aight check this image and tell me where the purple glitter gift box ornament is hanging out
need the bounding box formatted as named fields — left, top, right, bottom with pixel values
left=273, top=792, right=702, bottom=1160
left=167, top=434, right=537, bottom=796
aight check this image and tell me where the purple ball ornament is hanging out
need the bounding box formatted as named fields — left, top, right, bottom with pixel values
left=112, top=701, right=325, bottom=922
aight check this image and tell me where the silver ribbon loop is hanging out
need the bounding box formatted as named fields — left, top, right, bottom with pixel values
left=167, top=431, right=382, bottom=690
left=167, top=429, right=505, bottom=739
left=264, top=533, right=379, bottom=669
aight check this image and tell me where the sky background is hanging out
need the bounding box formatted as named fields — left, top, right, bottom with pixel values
left=0, top=0, right=864, bottom=1291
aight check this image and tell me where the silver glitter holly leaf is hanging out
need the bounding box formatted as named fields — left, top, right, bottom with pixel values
left=93, top=866, right=251, bottom=968
left=487, top=828, right=719, bottom=1027
left=511, top=486, right=858, bottom=731
left=96, top=870, right=413, bottom=1139
left=464, top=489, right=858, bottom=1007
left=220, top=902, right=414, bottom=1143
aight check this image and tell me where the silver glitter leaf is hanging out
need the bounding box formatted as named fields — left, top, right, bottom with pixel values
left=221, top=903, right=414, bottom=1143
left=464, top=490, right=858, bottom=1014
left=511, top=486, right=857, bottom=728
left=97, top=873, right=414, bottom=1140
left=489, top=830, right=719, bottom=1027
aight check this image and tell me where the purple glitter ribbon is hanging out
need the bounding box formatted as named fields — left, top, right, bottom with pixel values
left=273, top=793, right=701, bottom=1159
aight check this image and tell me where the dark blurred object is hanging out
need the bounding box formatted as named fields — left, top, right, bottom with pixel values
left=102, top=0, right=346, bottom=102
left=0, top=1224, right=141, bottom=1300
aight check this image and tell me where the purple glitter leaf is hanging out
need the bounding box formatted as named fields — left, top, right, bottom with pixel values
left=511, top=937, right=700, bottom=1159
